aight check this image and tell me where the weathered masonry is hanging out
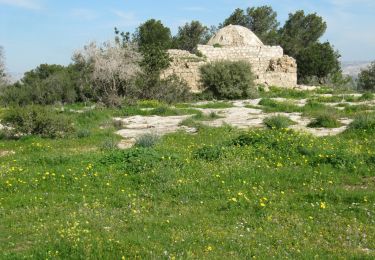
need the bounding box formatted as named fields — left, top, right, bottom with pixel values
left=162, top=25, right=297, bottom=92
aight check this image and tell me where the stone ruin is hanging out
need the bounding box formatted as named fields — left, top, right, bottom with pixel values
left=162, top=25, right=297, bottom=92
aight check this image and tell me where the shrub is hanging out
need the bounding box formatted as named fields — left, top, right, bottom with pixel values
left=100, top=138, right=119, bottom=150
left=263, top=115, right=295, bottom=129
left=200, top=61, right=256, bottom=99
left=307, top=112, right=341, bottom=128
left=77, top=129, right=91, bottom=138
left=135, top=133, right=160, bottom=148
left=357, top=62, right=375, bottom=92
left=348, top=113, right=375, bottom=132
left=2, top=106, right=74, bottom=138
left=359, top=92, right=374, bottom=101
left=135, top=74, right=191, bottom=104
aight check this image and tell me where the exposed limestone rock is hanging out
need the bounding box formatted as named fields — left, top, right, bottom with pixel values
left=162, top=25, right=297, bottom=91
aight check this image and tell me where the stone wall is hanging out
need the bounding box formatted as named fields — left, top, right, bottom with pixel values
left=162, top=45, right=297, bottom=92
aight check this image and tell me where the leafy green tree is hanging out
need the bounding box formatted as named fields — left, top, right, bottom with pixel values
left=134, top=19, right=172, bottom=50
left=22, top=64, right=65, bottom=85
left=247, top=6, right=279, bottom=45
left=279, top=10, right=327, bottom=57
left=173, top=21, right=208, bottom=52
left=296, top=42, right=341, bottom=84
left=358, top=62, right=375, bottom=91
left=221, top=6, right=279, bottom=45
left=221, top=8, right=249, bottom=28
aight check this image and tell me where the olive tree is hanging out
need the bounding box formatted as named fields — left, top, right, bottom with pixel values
left=73, top=41, right=142, bottom=106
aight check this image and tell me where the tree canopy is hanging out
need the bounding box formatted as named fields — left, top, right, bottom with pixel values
left=297, top=42, right=341, bottom=83
left=221, top=6, right=279, bottom=45
left=173, top=21, right=208, bottom=52
left=279, top=10, right=327, bottom=58
left=134, top=19, right=172, bottom=50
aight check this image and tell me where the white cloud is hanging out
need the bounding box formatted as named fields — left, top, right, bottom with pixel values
left=0, top=0, right=41, bottom=10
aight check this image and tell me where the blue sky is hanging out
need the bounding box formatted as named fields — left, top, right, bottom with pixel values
left=0, top=0, right=374, bottom=77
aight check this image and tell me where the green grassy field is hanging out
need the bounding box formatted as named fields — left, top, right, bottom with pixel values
left=1, top=91, right=375, bottom=259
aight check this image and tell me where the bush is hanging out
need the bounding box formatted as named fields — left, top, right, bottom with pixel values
left=263, top=115, right=295, bottom=129
left=357, top=62, right=375, bottom=92
left=137, top=75, right=192, bottom=104
left=348, top=113, right=375, bottom=132
left=77, top=129, right=91, bottom=138
left=359, top=92, right=374, bottom=101
left=307, top=112, right=341, bottom=128
left=135, top=133, right=160, bottom=148
left=2, top=106, right=74, bottom=138
left=200, top=61, right=256, bottom=99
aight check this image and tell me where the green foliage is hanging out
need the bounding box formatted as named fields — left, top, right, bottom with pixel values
left=360, top=92, right=374, bottom=101
left=194, top=145, right=223, bottom=161
left=136, top=74, right=192, bottom=104
left=308, top=112, right=341, bottom=128
left=193, top=101, right=233, bottom=109
left=2, top=106, right=74, bottom=138
left=135, top=133, right=160, bottom=148
left=263, top=115, right=295, bottom=129
left=0, top=64, right=83, bottom=106
left=258, top=98, right=301, bottom=113
left=140, top=45, right=171, bottom=75
left=247, top=6, right=280, bottom=45
left=260, top=86, right=311, bottom=99
left=221, top=8, right=249, bottom=28
left=221, top=6, right=279, bottom=45
left=200, top=61, right=256, bottom=99
left=1, top=101, right=375, bottom=258
left=348, top=113, right=375, bottom=132
left=357, top=62, right=375, bottom=91
left=173, top=21, right=208, bottom=52
left=279, top=10, right=327, bottom=58
left=297, top=42, right=341, bottom=84
left=100, top=148, right=165, bottom=173
left=135, top=19, right=172, bottom=50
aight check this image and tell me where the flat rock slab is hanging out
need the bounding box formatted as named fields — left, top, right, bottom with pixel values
left=113, top=97, right=369, bottom=143
left=115, top=115, right=196, bottom=139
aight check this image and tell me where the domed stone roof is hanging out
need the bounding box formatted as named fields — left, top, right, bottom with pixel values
left=207, top=25, right=264, bottom=47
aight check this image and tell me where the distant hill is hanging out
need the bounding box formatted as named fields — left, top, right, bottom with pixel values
left=342, top=61, right=371, bottom=78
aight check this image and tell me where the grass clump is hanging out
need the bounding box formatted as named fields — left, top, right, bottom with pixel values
left=261, top=86, right=311, bottom=99
left=259, top=98, right=301, bottom=113
left=348, top=113, right=375, bottom=132
left=193, top=101, right=233, bottom=109
left=359, top=92, right=374, bottom=101
left=193, top=145, right=223, bottom=161
left=308, top=112, right=342, bottom=128
left=263, top=115, right=296, bottom=129
left=135, top=133, right=160, bottom=148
